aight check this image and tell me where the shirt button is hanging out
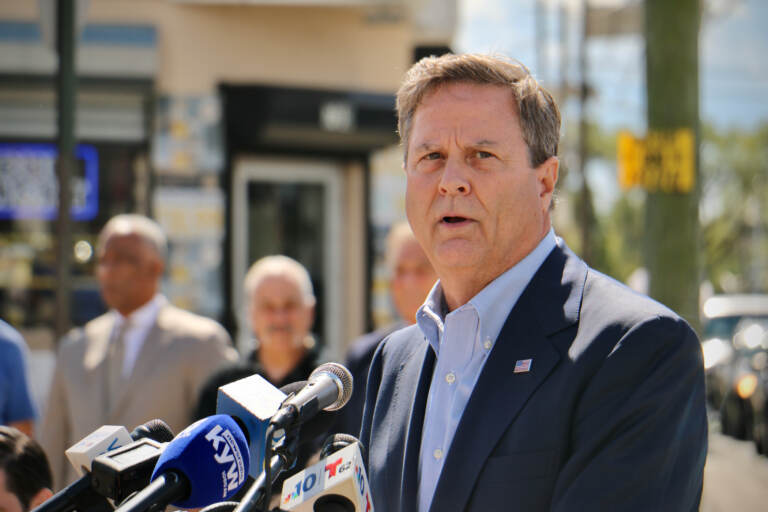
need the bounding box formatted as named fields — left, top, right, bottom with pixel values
left=484, top=339, right=493, bottom=350
left=433, top=449, right=443, bottom=460
left=445, top=372, right=456, bottom=384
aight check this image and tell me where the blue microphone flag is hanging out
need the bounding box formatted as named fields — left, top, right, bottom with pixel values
left=151, top=414, right=250, bottom=508
left=216, top=374, right=286, bottom=478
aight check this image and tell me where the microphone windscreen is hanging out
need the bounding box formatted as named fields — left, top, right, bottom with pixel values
left=320, top=434, right=364, bottom=460
left=151, top=415, right=250, bottom=509
left=130, top=419, right=174, bottom=443
left=309, top=363, right=353, bottom=411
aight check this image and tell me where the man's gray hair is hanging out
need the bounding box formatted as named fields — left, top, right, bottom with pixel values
left=396, top=53, right=561, bottom=167
left=97, top=214, right=168, bottom=262
left=244, top=255, right=316, bottom=306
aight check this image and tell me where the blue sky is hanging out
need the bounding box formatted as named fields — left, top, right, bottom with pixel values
left=454, top=0, right=768, bottom=131
left=453, top=0, right=768, bottom=212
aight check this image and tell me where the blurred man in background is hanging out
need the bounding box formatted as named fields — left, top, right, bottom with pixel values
left=336, top=221, right=437, bottom=436
left=194, top=255, right=322, bottom=491
left=0, top=321, right=36, bottom=437
left=195, top=254, right=319, bottom=417
left=0, top=426, right=53, bottom=512
left=41, top=214, right=237, bottom=489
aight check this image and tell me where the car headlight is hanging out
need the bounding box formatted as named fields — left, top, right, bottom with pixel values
left=736, top=373, right=759, bottom=400
left=702, top=338, right=733, bottom=370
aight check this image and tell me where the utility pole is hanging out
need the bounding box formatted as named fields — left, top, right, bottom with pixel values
left=55, top=0, right=77, bottom=340
left=576, top=0, right=596, bottom=263
left=644, top=0, right=701, bottom=328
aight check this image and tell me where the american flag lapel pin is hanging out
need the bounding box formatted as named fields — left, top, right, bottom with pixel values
left=514, top=359, right=533, bottom=373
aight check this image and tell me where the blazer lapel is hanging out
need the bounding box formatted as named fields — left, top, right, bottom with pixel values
left=400, top=340, right=436, bottom=512
left=428, top=243, right=587, bottom=512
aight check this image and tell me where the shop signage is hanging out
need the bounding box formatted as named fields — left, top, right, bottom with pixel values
left=0, top=143, right=98, bottom=220
left=617, top=129, right=695, bottom=194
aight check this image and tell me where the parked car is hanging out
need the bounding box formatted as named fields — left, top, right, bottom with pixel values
left=717, top=319, right=767, bottom=440
left=700, top=295, right=768, bottom=450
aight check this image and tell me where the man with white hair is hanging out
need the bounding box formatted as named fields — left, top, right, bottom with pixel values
left=194, top=255, right=322, bottom=492
left=194, top=255, right=319, bottom=418
left=41, top=214, right=238, bottom=490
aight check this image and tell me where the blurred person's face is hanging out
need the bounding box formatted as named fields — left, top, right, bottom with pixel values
left=391, top=238, right=437, bottom=323
left=0, top=468, right=51, bottom=512
left=249, top=275, right=314, bottom=354
left=404, top=82, right=557, bottom=308
left=97, top=233, right=163, bottom=316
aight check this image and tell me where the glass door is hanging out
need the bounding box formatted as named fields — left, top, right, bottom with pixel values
left=232, top=157, right=343, bottom=357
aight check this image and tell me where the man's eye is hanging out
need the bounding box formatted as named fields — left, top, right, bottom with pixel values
left=424, top=152, right=442, bottom=160
left=475, top=150, right=493, bottom=159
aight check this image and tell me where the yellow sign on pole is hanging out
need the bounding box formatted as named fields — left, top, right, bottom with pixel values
left=617, top=129, right=695, bottom=193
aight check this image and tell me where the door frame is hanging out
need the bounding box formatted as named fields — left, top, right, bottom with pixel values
left=231, top=156, right=344, bottom=357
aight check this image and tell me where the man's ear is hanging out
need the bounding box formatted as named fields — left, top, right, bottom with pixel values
left=29, top=488, right=53, bottom=510
left=536, top=156, right=559, bottom=211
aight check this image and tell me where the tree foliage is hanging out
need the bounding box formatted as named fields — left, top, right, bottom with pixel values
left=557, top=121, right=768, bottom=296
left=700, top=122, right=768, bottom=292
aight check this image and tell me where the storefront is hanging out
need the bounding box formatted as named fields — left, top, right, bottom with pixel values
left=0, top=20, right=155, bottom=353
left=220, top=84, right=398, bottom=357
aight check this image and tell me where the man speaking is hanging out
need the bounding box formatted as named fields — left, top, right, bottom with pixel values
left=360, top=53, right=707, bottom=511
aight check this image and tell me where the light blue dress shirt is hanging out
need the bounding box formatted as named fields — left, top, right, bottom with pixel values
left=416, top=229, right=557, bottom=512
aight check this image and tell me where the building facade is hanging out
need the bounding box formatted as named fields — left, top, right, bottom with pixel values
left=0, top=0, right=455, bottom=363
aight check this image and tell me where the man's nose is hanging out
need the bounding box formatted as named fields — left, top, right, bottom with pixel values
left=438, top=155, right=471, bottom=195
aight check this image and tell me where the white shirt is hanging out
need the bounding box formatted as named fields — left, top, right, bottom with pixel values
left=110, top=294, right=165, bottom=378
left=415, top=229, right=557, bottom=512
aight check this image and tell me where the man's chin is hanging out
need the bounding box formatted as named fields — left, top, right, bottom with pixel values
left=262, top=334, right=299, bottom=349
left=432, top=245, right=482, bottom=270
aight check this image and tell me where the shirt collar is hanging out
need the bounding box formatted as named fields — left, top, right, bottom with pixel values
left=112, top=294, right=165, bottom=331
left=469, top=228, right=556, bottom=349
left=416, top=228, right=557, bottom=356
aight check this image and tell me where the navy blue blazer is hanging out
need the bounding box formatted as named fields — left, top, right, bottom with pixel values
left=360, top=243, right=707, bottom=512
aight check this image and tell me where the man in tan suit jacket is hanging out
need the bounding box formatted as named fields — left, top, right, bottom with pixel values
left=40, top=214, right=238, bottom=489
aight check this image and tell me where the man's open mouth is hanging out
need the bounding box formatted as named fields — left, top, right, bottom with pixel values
left=442, top=216, right=468, bottom=224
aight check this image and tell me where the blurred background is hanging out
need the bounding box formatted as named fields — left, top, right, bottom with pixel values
left=0, top=0, right=766, bottom=508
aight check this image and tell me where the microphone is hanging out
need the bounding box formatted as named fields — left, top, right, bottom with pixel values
left=271, top=363, right=353, bottom=429
left=89, top=420, right=175, bottom=503
left=236, top=364, right=353, bottom=512
left=217, top=374, right=287, bottom=478
left=216, top=373, right=342, bottom=479
left=66, top=425, right=134, bottom=478
left=115, top=415, right=250, bottom=512
left=33, top=420, right=174, bottom=512
left=128, top=419, right=174, bottom=444
left=279, top=435, right=373, bottom=512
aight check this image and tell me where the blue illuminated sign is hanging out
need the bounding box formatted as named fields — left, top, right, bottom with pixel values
left=0, top=143, right=98, bottom=220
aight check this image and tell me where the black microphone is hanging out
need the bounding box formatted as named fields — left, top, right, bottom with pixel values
left=33, top=420, right=174, bottom=512
left=271, top=363, right=353, bottom=429
left=319, top=434, right=364, bottom=460
left=129, top=419, right=174, bottom=444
